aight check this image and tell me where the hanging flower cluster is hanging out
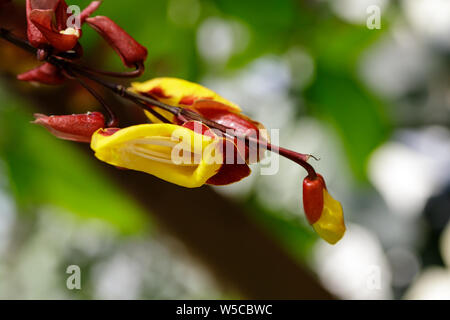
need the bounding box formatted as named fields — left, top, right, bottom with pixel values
left=0, top=0, right=346, bottom=244
left=18, top=0, right=147, bottom=85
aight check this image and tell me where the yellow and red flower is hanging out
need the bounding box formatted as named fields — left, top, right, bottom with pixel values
left=303, top=175, right=346, bottom=244
left=131, top=78, right=269, bottom=163
left=90, top=121, right=250, bottom=188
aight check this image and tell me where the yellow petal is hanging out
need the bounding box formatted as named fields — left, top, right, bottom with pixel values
left=130, top=78, right=241, bottom=123
left=91, top=124, right=222, bottom=188
left=312, top=189, right=346, bottom=245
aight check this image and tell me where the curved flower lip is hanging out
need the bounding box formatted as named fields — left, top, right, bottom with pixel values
left=91, top=122, right=251, bottom=188
left=26, top=0, right=101, bottom=51
left=91, top=123, right=222, bottom=188
left=29, top=9, right=79, bottom=52
left=33, top=112, right=105, bottom=143
left=86, top=16, right=148, bottom=68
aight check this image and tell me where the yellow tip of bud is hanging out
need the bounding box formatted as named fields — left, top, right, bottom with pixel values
left=312, top=189, right=346, bottom=245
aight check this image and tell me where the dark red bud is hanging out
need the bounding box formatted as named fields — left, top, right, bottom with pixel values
left=303, top=174, right=326, bottom=224
left=86, top=16, right=148, bottom=68
left=17, top=63, right=66, bottom=85
left=33, top=112, right=105, bottom=143
left=29, top=9, right=79, bottom=52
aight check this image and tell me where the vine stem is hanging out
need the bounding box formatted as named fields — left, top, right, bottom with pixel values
left=0, top=28, right=318, bottom=178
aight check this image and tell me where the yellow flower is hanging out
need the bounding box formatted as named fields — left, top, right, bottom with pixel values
left=131, top=77, right=241, bottom=124
left=91, top=123, right=222, bottom=188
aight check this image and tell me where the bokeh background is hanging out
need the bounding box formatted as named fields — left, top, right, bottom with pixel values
left=0, top=0, right=450, bottom=299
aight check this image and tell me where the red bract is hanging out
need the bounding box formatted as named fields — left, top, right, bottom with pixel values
left=33, top=112, right=105, bottom=143
left=190, top=100, right=268, bottom=163
left=181, top=121, right=251, bottom=186
left=25, top=0, right=103, bottom=52
left=17, top=62, right=65, bottom=85
left=303, top=175, right=326, bottom=224
left=29, top=8, right=79, bottom=52
left=27, top=0, right=76, bottom=51
left=86, top=16, right=148, bottom=68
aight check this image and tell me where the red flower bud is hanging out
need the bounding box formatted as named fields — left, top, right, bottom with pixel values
left=86, top=16, right=148, bottom=68
left=25, top=0, right=82, bottom=51
left=33, top=112, right=105, bottom=143
left=17, top=62, right=65, bottom=85
left=303, top=174, right=326, bottom=224
left=80, top=1, right=102, bottom=24
left=29, top=9, right=79, bottom=52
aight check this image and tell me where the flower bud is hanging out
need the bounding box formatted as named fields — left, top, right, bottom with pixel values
left=303, top=174, right=346, bottom=244
left=33, top=112, right=105, bottom=143
left=17, top=63, right=65, bottom=85
left=86, top=16, right=148, bottom=68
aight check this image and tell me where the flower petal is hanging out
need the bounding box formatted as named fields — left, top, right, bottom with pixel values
left=181, top=121, right=251, bottom=185
left=312, top=189, right=346, bottom=245
left=91, top=124, right=222, bottom=188
left=131, top=78, right=241, bottom=123
left=29, top=9, right=79, bottom=51
left=86, top=16, right=148, bottom=68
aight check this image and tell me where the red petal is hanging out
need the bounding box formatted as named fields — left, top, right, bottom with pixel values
left=181, top=121, right=251, bottom=185
left=181, top=120, right=216, bottom=138
left=80, top=1, right=102, bottom=24
left=30, top=0, right=59, bottom=10
left=26, top=0, right=48, bottom=47
left=86, top=16, right=148, bottom=68
left=54, top=0, right=69, bottom=30
left=33, top=112, right=105, bottom=143
left=17, top=63, right=65, bottom=85
left=303, top=175, right=325, bottom=224
left=29, top=9, right=79, bottom=52
left=206, top=138, right=251, bottom=186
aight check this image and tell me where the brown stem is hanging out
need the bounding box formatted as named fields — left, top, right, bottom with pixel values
left=69, top=72, right=119, bottom=127
left=77, top=61, right=145, bottom=78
